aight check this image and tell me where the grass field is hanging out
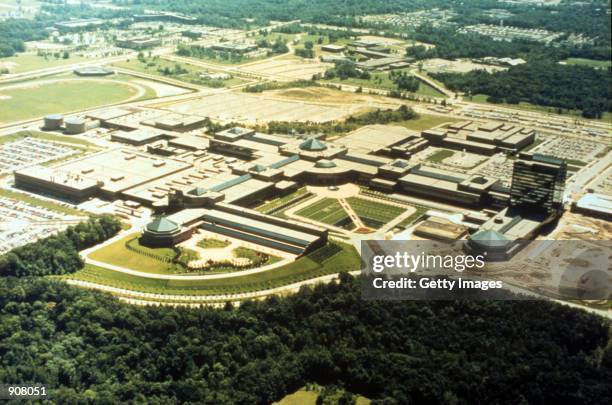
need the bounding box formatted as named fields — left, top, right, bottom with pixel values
left=67, top=241, right=360, bottom=296
left=0, top=187, right=85, bottom=216
left=0, top=53, right=90, bottom=74
left=275, top=386, right=370, bottom=405
left=89, top=233, right=184, bottom=275
left=396, top=113, right=460, bottom=131
left=0, top=77, right=142, bottom=123
left=346, top=197, right=405, bottom=228
left=112, top=57, right=248, bottom=88
left=295, top=198, right=354, bottom=229
left=322, top=71, right=446, bottom=98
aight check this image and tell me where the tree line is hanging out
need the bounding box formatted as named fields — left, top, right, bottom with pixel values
left=432, top=60, right=611, bottom=118
left=0, top=273, right=610, bottom=403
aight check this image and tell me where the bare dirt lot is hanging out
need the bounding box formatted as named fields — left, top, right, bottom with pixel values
left=237, top=57, right=332, bottom=80
left=160, top=87, right=405, bottom=124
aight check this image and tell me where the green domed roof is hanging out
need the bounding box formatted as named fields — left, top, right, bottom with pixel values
left=299, top=137, right=327, bottom=151
left=314, top=159, right=336, bottom=168
left=146, top=216, right=179, bottom=233
left=469, top=230, right=510, bottom=249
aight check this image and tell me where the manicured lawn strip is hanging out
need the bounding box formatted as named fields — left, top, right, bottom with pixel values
left=256, top=187, right=309, bottom=213
left=197, top=238, right=231, bottom=249
left=0, top=188, right=86, bottom=216
left=296, top=198, right=351, bottom=226
left=0, top=130, right=97, bottom=148
left=346, top=197, right=405, bottom=225
left=68, top=241, right=360, bottom=295
left=396, top=114, right=460, bottom=131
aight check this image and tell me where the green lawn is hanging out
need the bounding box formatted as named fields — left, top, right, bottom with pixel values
left=562, top=58, right=611, bottom=69
left=0, top=77, right=142, bottom=123
left=67, top=241, right=360, bottom=296
left=346, top=197, right=405, bottom=228
left=426, top=149, right=454, bottom=163
left=0, top=187, right=85, bottom=216
left=296, top=198, right=354, bottom=229
left=89, top=233, right=185, bottom=275
left=396, top=113, right=460, bottom=131
left=0, top=52, right=90, bottom=74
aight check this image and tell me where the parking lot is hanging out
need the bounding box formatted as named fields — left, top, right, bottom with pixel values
left=0, top=196, right=84, bottom=254
left=0, top=137, right=76, bottom=175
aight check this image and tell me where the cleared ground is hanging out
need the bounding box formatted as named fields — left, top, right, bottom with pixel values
left=162, top=90, right=369, bottom=123
left=67, top=241, right=360, bottom=296
left=238, top=56, right=332, bottom=80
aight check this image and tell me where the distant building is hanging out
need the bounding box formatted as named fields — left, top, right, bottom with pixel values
left=133, top=12, right=197, bottom=24
left=55, top=18, right=104, bottom=31
left=116, top=37, right=162, bottom=50
left=321, top=44, right=346, bottom=53
left=510, top=153, right=567, bottom=218
left=211, top=43, right=257, bottom=54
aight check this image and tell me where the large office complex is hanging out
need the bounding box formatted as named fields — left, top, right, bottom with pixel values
left=509, top=153, right=567, bottom=218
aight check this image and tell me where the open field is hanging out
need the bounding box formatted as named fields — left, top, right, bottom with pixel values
left=296, top=198, right=354, bottom=229
left=265, top=86, right=404, bottom=108
left=66, top=241, right=360, bottom=295
left=322, top=72, right=447, bottom=98
left=112, top=57, right=248, bottom=88
left=346, top=197, right=405, bottom=228
left=0, top=52, right=90, bottom=74
left=275, top=387, right=370, bottom=405
left=0, top=75, right=151, bottom=123
left=162, top=90, right=371, bottom=123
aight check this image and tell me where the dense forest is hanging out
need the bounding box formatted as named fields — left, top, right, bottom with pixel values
left=0, top=273, right=610, bottom=404
left=432, top=61, right=611, bottom=118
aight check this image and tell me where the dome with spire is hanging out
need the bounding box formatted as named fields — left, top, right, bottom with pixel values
left=299, top=137, right=327, bottom=151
